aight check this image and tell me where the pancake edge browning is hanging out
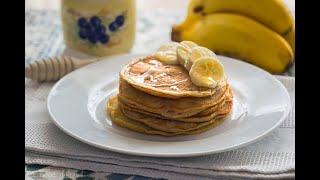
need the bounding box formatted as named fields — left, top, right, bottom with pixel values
left=118, top=88, right=233, bottom=122
left=120, top=102, right=232, bottom=133
left=107, top=94, right=231, bottom=136
left=120, top=55, right=228, bottom=99
left=118, top=79, right=230, bottom=118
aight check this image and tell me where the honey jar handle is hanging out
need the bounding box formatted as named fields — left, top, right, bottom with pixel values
left=25, top=56, right=98, bottom=82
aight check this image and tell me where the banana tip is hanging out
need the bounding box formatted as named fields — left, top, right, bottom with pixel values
left=283, top=58, right=295, bottom=73
left=171, top=27, right=181, bottom=42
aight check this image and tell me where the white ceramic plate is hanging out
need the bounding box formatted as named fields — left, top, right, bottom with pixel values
left=47, top=54, right=290, bottom=157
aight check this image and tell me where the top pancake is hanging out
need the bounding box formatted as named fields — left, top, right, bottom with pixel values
left=120, top=55, right=227, bottom=99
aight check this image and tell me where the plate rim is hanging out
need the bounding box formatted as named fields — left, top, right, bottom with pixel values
left=47, top=53, right=291, bottom=157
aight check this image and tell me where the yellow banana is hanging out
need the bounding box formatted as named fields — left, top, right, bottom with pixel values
left=283, top=23, right=295, bottom=53
left=173, top=0, right=295, bottom=52
left=173, top=13, right=293, bottom=73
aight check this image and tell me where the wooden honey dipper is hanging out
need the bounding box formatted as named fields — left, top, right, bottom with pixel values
left=25, top=56, right=98, bottom=82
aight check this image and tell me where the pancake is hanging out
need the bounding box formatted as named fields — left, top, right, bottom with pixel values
left=118, top=95, right=207, bottom=118
left=196, top=87, right=234, bottom=116
left=121, top=106, right=230, bottom=133
left=120, top=105, right=217, bottom=133
left=118, top=88, right=233, bottom=122
left=120, top=55, right=227, bottom=99
left=120, top=101, right=231, bottom=133
left=118, top=79, right=229, bottom=118
left=119, top=98, right=224, bottom=122
left=108, top=52, right=234, bottom=136
left=107, top=95, right=229, bottom=136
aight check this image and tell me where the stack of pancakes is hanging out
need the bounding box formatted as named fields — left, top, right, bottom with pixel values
left=108, top=55, right=233, bottom=136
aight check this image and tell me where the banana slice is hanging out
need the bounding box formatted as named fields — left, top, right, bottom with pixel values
left=180, top=41, right=198, bottom=49
left=177, top=41, right=199, bottom=70
left=189, top=57, right=224, bottom=88
left=155, top=42, right=180, bottom=64
left=177, top=45, right=192, bottom=69
left=189, top=46, right=217, bottom=65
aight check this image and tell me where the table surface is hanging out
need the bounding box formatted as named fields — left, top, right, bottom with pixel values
left=25, top=0, right=294, bottom=179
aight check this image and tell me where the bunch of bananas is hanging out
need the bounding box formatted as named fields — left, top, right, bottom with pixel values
left=171, top=0, right=295, bottom=74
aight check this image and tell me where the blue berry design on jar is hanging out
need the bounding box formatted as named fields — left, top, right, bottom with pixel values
left=73, top=10, right=127, bottom=47
left=77, top=17, right=88, bottom=28
left=115, top=15, right=125, bottom=26
left=99, top=34, right=110, bottom=44
left=89, top=16, right=101, bottom=27
left=108, top=14, right=126, bottom=32
left=77, top=16, right=110, bottom=44
left=109, top=22, right=118, bottom=32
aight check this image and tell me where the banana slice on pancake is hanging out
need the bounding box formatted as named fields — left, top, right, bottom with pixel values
left=189, top=46, right=217, bottom=64
left=155, top=42, right=180, bottom=64
left=177, top=45, right=217, bottom=70
left=177, top=41, right=198, bottom=70
left=189, top=57, right=224, bottom=88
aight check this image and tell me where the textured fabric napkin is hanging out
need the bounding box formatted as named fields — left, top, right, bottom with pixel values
left=25, top=76, right=295, bottom=180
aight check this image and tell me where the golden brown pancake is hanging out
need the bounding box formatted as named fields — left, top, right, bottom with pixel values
left=118, top=79, right=229, bottom=118
left=118, top=95, right=207, bottom=118
left=120, top=55, right=227, bottom=99
left=107, top=95, right=229, bottom=136
left=196, top=87, right=234, bottom=116
left=118, top=88, right=233, bottom=122
left=107, top=54, right=234, bottom=136
left=120, top=101, right=232, bottom=133
left=120, top=106, right=216, bottom=133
